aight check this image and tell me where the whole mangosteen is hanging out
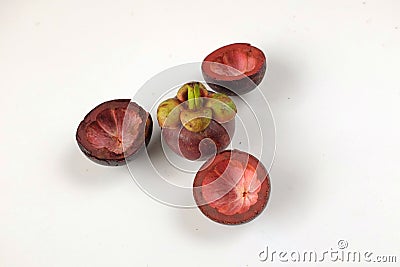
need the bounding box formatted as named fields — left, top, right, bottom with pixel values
left=157, top=82, right=236, bottom=161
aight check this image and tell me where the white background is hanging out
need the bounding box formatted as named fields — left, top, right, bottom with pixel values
left=1, top=0, right=399, bottom=266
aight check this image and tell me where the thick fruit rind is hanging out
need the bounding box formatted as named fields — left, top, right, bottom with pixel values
left=76, top=99, right=153, bottom=166
left=193, top=149, right=271, bottom=225
left=202, top=43, right=266, bottom=95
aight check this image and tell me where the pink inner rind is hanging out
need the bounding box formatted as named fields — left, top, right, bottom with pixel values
left=210, top=50, right=257, bottom=77
left=86, top=122, right=122, bottom=154
left=86, top=108, right=142, bottom=154
left=202, top=43, right=266, bottom=82
left=201, top=159, right=262, bottom=216
left=193, top=150, right=271, bottom=225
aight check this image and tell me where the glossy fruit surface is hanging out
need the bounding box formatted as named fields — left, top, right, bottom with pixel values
left=202, top=43, right=266, bottom=95
left=76, top=99, right=152, bottom=166
left=162, top=120, right=234, bottom=161
left=193, top=150, right=271, bottom=224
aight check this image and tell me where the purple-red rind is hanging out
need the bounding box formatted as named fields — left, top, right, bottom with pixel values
left=76, top=99, right=153, bottom=166
left=193, top=149, right=271, bottom=225
left=201, top=43, right=267, bottom=95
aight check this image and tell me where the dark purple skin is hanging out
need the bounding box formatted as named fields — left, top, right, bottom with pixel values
left=76, top=99, right=153, bottom=166
left=162, top=119, right=235, bottom=161
left=202, top=61, right=266, bottom=96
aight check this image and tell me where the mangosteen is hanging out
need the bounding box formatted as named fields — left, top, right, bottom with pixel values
left=202, top=43, right=266, bottom=95
left=76, top=99, right=153, bottom=166
left=157, top=82, right=236, bottom=161
left=193, top=150, right=271, bottom=225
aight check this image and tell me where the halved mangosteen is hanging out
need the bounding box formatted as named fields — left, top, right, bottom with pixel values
left=193, top=149, right=271, bottom=225
left=202, top=43, right=266, bottom=95
left=76, top=99, right=153, bottom=166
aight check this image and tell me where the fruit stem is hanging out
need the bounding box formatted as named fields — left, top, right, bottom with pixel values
left=194, top=83, right=201, bottom=109
left=187, top=84, right=203, bottom=110
left=187, top=85, right=195, bottom=110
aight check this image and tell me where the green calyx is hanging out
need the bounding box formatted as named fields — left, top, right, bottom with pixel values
left=157, top=82, right=237, bottom=133
left=187, top=83, right=203, bottom=110
left=176, top=82, right=208, bottom=103
left=205, top=93, right=237, bottom=123
left=178, top=82, right=211, bottom=132
left=180, top=108, right=212, bottom=132
left=157, top=98, right=181, bottom=128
